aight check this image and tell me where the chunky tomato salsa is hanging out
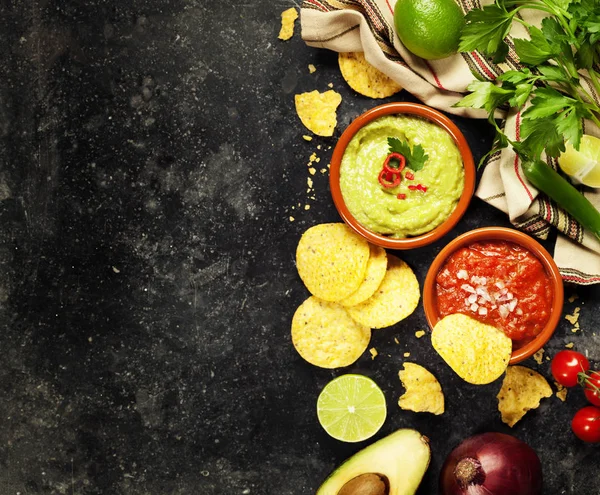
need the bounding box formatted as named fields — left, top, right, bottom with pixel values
left=435, top=240, right=553, bottom=344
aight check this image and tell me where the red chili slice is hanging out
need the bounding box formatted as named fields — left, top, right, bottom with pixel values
left=397, top=193, right=406, bottom=200
left=405, top=171, right=414, bottom=180
left=408, top=183, right=428, bottom=192
left=383, top=153, right=406, bottom=175
left=378, top=168, right=401, bottom=188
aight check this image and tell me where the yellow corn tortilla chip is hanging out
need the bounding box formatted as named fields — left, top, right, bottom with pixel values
left=278, top=8, right=298, bottom=41
left=338, top=52, right=402, bottom=99
left=294, top=90, right=342, bottom=137
left=346, top=255, right=419, bottom=329
left=431, top=314, right=512, bottom=385
left=296, top=223, right=370, bottom=302
left=497, top=365, right=553, bottom=427
left=339, top=245, right=388, bottom=307
left=291, top=296, right=371, bottom=368
left=398, top=363, right=444, bottom=415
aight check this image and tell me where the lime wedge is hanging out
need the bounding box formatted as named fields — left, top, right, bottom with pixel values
left=558, top=135, right=600, bottom=187
left=317, top=374, right=387, bottom=443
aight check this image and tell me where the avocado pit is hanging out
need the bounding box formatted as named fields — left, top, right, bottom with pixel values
left=337, top=473, right=389, bottom=495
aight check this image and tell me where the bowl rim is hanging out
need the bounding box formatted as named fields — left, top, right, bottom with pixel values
left=422, top=226, right=564, bottom=364
left=329, top=102, right=476, bottom=249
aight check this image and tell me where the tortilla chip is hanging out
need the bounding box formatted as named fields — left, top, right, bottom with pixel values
left=432, top=314, right=512, bottom=385
left=398, top=363, right=444, bottom=415
left=497, top=365, right=553, bottom=427
left=294, top=90, right=342, bottom=137
left=340, top=245, right=388, bottom=307
left=338, top=52, right=402, bottom=99
left=291, top=296, right=371, bottom=368
left=278, top=8, right=298, bottom=41
left=346, top=255, right=419, bottom=329
left=296, top=223, right=370, bottom=302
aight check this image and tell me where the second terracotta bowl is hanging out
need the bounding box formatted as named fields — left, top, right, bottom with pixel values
left=329, top=102, right=476, bottom=250
left=423, top=227, right=564, bottom=364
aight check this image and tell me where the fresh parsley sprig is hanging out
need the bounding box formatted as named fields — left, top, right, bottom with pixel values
left=456, top=0, right=600, bottom=165
left=387, top=137, right=429, bottom=171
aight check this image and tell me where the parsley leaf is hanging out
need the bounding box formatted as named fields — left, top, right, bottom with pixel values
left=454, top=81, right=514, bottom=114
left=513, top=26, right=558, bottom=65
left=459, top=4, right=514, bottom=62
left=387, top=137, right=428, bottom=171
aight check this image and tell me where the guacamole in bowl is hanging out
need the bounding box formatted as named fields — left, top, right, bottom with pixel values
left=330, top=102, right=475, bottom=250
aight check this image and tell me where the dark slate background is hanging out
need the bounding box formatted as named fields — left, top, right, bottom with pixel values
left=0, top=1, right=599, bottom=494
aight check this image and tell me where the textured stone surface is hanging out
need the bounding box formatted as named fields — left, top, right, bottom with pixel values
left=0, top=1, right=598, bottom=494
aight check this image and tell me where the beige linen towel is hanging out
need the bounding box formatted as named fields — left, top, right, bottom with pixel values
left=301, top=0, right=600, bottom=284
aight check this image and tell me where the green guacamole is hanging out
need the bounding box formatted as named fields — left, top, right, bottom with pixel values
left=340, top=115, right=464, bottom=238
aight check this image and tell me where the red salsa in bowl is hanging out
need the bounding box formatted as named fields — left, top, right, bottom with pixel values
left=423, top=227, right=564, bottom=364
left=435, top=240, right=553, bottom=346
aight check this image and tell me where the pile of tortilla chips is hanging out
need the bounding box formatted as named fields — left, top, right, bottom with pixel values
left=291, top=223, right=420, bottom=368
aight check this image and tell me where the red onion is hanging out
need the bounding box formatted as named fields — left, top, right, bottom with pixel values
left=440, top=432, right=542, bottom=495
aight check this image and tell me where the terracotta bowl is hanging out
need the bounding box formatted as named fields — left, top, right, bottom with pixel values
left=423, top=227, right=564, bottom=364
left=330, top=102, right=476, bottom=249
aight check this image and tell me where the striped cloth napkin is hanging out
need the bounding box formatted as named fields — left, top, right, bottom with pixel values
left=300, top=0, right=600, bottom=284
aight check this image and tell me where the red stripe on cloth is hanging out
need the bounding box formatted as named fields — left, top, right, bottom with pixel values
left=384, top=0, right=394, bottom=14
left=360, top=0, right=385, bottom=32
left=424, top=60, right=446, bottom=90
left=513, top=111, right=533, bottom=201
left=304, top=0, right=329, bottom=12
left=563, top=274, right=600, bottom=284
left=470, top=51, right=496, bottom=80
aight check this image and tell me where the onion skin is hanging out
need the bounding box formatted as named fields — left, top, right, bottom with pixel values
left=439, top=432, right=543, bottom=495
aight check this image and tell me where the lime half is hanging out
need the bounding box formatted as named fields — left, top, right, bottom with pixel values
left=558, top=135, right=600, bottom=187
left=317, top=374, right=387, bottom=443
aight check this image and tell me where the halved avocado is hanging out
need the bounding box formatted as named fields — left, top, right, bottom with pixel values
left=317, top=429, right=430, bottom=495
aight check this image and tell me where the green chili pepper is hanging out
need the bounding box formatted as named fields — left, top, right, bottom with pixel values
left=522, top=160, right=600, bottom=240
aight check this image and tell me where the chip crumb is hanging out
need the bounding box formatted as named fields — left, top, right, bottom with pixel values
left=394, top=337, right=400, bottom=344
left=328, top=82, right=333, bottom=88
left=403, top=352, right=410, bottom=357
left=565, top=307, right=580, bottom=325
left=302, top=135, right=313, bottom=141
left=554, top=381, right=568, bottom=402
left=565, top=342, right=574, bottom=348
left=303, top=205, right=310, bottom=211
left=307, top=177, right=313, bottom=189
left=415, top=330, right=426, bottom=339
left=308, top=167, right=316, bottom=175
left=308, top=64, right=316, bottom=73
left=278, top=8, right=298, bottom=41
left=309, top=152, right=317, bottom=162
left=369, top=347, right=378, bottom=360
left=568, top=292, right=579, bottom=303
left=533, top=348, right=544, bottom=364
left=320, top=168, right=327, bottom=174
left=289, top=216, right=295, bottom=222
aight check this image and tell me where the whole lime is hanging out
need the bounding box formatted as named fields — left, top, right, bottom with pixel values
left=394, top=0, right=465, bottom=60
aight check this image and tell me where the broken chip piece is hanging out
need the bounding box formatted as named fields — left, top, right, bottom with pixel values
left=296, top=223, right=370, bottom=302
left=291, top=296, right=371, bottom=368
left=398, top=363, right=444, bottom=415
left=294, top=90, right=342, bottom=137
left=338, top=52, right=402, bottom=99
left=431, top=313, right=512, bottom=385
left=278, top=8, right=298, bottom=41
left=497, top=365, right=553, bottom=427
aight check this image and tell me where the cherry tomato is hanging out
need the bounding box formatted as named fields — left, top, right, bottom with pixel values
left=583, top=371, right=600, bottom=407
left=571, top=406, right=600, bottom=443
left=551, top=350, right=590, bottom=387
